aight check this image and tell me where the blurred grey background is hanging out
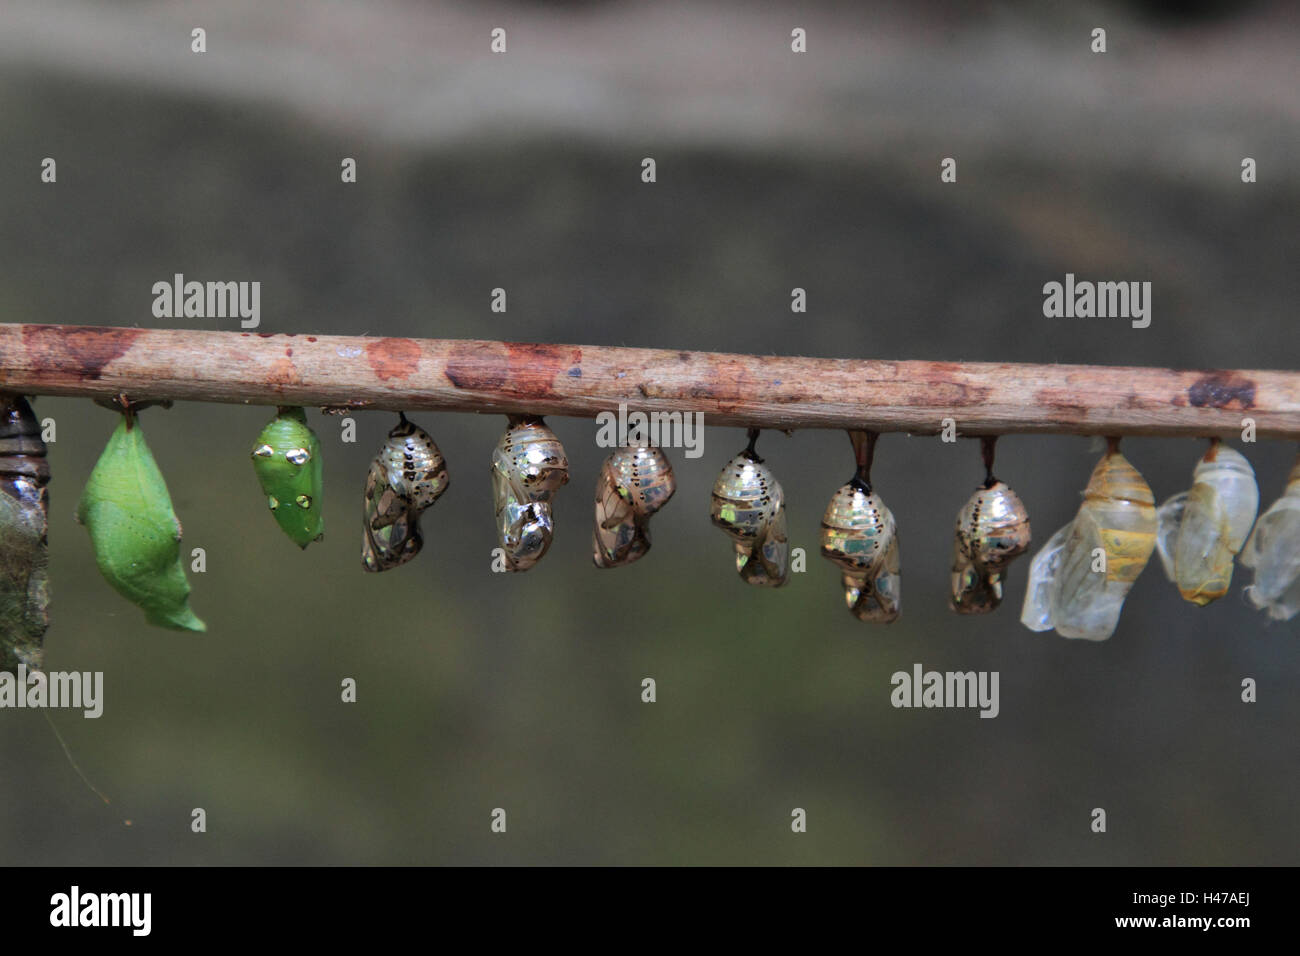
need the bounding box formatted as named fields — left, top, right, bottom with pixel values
left=0, top=0, right=1298, bottom=865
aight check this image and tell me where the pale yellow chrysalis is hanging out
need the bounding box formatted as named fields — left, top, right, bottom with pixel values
left=1021, top=445, right=1155, bottom=641
left=1155, top=443, right=1258, bottom=606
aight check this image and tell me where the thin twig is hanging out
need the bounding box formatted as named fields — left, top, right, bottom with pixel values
left=0, top=324, right=1295, bottom=438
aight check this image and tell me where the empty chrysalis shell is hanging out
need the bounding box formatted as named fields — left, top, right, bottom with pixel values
left=491, top=416, right=569, bottom=572
left=251, top=406, right=324, bottom=548
left=709, top=447, right=788, bottom=586
left=1155, top=443, right=1258, bottom=606
left=593, top=445, right=675, bottom=568
left=76, top=415, right=205, bottom=632
left=0, top=397, right=49, bottom=672
left=362, top=415, right=449, bottom=572
left=1240, top=454, right=1300, bottom=621
left=820, top=480, right=901, bottom=622
left=950, top=480, right=1031, bottom=614
left=1020, top=447, right=1155, bottom=641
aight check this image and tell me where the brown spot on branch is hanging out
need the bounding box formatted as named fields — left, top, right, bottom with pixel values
left=365, top=337, right=423, bottom=382
left=21, top=324, right=142, bottom=381
left=1188, top=372, right=1256, bottom=410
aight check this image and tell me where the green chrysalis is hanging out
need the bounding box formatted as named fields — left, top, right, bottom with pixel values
left=0, top=396, right=50, bottom=672
left=251, top=406, right=323, bottom=548
left=76, top=414, right=205, bottom=632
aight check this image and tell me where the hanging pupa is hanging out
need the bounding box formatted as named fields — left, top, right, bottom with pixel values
left=709, top=429, right=788, bottom=586
left=362, top=414, right=449, bottom=572
left=820, top=430, right=900, bottom=622
left=251, top=406, right=324, bottom=548
left=491, top=415, right=569, bottom=572
left=1240, top=452, right=1300, bottom=621
left=1154, top=440, right=1258, bottom=606
left=76, top=404, right=205, bottom=632
left=593, top=444, right=675, bottom=568
left=1020, top=440, right=1155, bottom=641
left=0, top=396, right=50, bottom=672
left=950, top=437, right=1031, bottom=614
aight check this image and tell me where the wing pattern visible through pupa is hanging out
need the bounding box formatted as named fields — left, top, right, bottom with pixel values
left=362, top=415, right=449, bottom=572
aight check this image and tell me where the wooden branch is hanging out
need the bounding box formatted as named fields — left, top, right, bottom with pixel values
left=0, top=323, right=1296, bottom=439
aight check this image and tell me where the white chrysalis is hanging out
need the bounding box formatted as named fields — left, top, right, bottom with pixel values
left=1154, top=442, right=1258, bottom=605
left=1240, top=453, right=1300, bottom=621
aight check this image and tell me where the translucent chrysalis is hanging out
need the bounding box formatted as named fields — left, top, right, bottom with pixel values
left=1021, top=442, right=1155, bottom=641
left=1154, top=441, right=1258, bottom=606
left=1240, top=452, right=1300, bottom=621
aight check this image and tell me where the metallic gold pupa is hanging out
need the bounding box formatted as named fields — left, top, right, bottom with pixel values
left=950, top=437, right=1031, bottom=614
left=820, top=430, right=901, bottom=623
left=362, top=414, right=449, bottom=572
left=491, top=415, right=569, bottom=572
left=593, top=444, right=675, bottom=568
left=709, top=429, right=788, bottom=586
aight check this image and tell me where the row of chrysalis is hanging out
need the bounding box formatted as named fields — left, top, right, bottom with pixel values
left=3, top=397, right=1299, bottom=671
left=214, top=408, right=1300, bottom=627
left=712, top=428, right=1298, bottom=639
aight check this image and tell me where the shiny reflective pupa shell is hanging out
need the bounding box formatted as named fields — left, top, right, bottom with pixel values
left=76, top=415, right=205, bottom=632
left=820, top=482, right=901, bottom=622
left=1020, top=449, right=1156, bottom=641
left=950, top=480, right=1031, bottom=614
left=1155, top=444, right=1258, bottom=606
left=362, top=416, right=449, bottom=572
left=251, top=406, right=324, bottom=548
left=1240, top=454, right=1300, bottom=621
left=709, top=451, right=788, bottom=586
left=0, top=397, right=49, bottom=672
left=592, top=445, right=675, bottom=568
left=491, top=417, right=569, bottom=572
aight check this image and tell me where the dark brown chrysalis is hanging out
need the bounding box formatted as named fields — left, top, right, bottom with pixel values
left=0, top=396, right=49, bottom=673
